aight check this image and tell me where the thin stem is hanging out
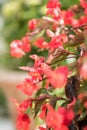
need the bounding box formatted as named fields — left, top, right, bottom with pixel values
left=64, top=50, right=77, bottom=55
left=33, top=56, right=78, bottom=86
left=67, top=24, right=87, bottom=32
left=73, top=24, right=87, bottom=30
left=29, top=94, right=68, bottom=103
left=56, top=96, right=68, bottom=101
left=49, top=55, right=79, bottom=66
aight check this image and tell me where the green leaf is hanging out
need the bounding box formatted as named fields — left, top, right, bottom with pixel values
left=61, top=101, right=70, bottom=107
left=34, top=99, right=45, bottom=118
left=52, top=87, right=64, bottom=96
left=79, top=111, right=86, bottom=121
left=35, top=88, right=48, bottom=97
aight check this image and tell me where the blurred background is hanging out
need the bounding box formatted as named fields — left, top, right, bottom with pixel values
left=0, top=0, right=79, bottom=130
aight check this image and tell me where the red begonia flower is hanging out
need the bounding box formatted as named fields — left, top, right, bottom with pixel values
left=17, top=78, right=38, bottom=96
left=28, top=19, right=38, bottom=31
left=17, top=113, right=30, bottom=130
left=46, top=105, right=74, bottom=130
left=10, top=36, right=31, bottom=58
left=80, top=0, right=87, bottom=8
left=34, top=37, right=48, bottom=49
left=49, top=66, right=68, bottom=88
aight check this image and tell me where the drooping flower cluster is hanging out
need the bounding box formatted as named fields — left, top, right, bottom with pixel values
left=10, top=0, right=87, bottom=130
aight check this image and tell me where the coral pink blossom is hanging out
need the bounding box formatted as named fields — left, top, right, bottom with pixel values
left=10, top=36, right=31, bottom=58
left=22, top=36, right=31, bottom=52
left=34, top=38, right=48, bottom=49
left=48, top=35, right=64, bottom=52
left=10, top=40, right=25, bottom=58
left=80, top=0, right=87, bottom=8
left=50, top=66, right=68, bottom=88
left=17, top=78, right=38, bottom=96
left=46, top=105, right=74, bottom=130
left=39, top=105, right=47, bottom=120
left=46, top=0, right=62, bottom=21
left=41, top=64, right=68, bottom=88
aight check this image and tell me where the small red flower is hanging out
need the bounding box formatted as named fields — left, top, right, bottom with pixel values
left=10, top=36, right=31, bottom=58
left=34, top=38, right=48, bottom=49
left=46, top=105, right=74, bottom=130
left=46, top=0, right=61, bottom=21
left=58, top=107, right=74, bottom=126
left=28, top=19, right=38, bottom=31
left=17, top=113, right=30, bottom=130
left=80, top=0, right=87, bottom=8
left=22, top=36, right=31, bottom=52
left=39, top=104, right=47, bottom=120
left=10, top=97, right=32, bottom=113
left=19, top=99, right=32, bottom=113
left=20, top=66, right=42, bottom=82
left=48, top=35, right=63, bottom=52
left=17, top=78, right=38, bottom=96
left=30, top=54, right=45, bottom=68
left=47, top=0, right=61, bottom=9
left=41, top=63, right=52, bottom=77
left=49, top=66, right=68, bottom=88
left=79, top=16, right=87, bottom=26
left=41, top=64, right=68, bottom=88
left=62, top=10, right=74, bottom=25
left=10, top=40, right=25, bottom=58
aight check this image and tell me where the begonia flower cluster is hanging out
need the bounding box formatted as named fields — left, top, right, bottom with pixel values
left=10, top=0, right=87, bottom=130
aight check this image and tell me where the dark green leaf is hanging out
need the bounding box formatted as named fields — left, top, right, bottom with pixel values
left=35, top=88, right=48, bottom=97
left=34, top=99, right=45, bottom=118
left=61, top=101, right=70, bottom=107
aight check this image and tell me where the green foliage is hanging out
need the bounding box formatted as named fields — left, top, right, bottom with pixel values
left=61, top=0, right=79, bottom=9
left=1, top=0, right=47, bottom=43
left=0, top=89, right=9, bottom=117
